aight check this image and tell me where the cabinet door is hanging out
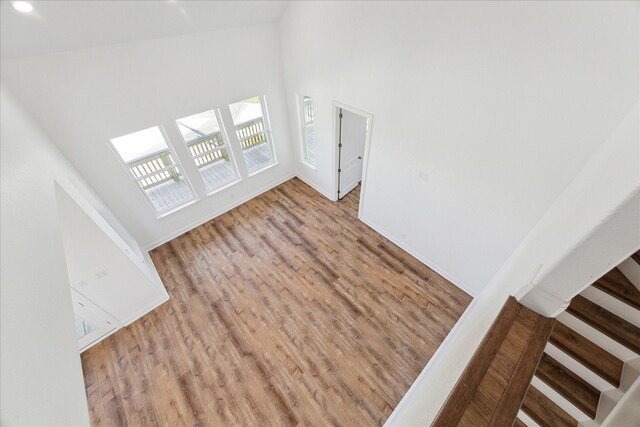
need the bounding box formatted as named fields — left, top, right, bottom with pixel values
left=71, top=290, right=119, bottom=352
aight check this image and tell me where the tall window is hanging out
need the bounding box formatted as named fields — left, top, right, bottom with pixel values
left=110, top=126, right=195, bottom=215
left=176, top=109, right=239, bottom=194
left=229, top=96, right=275, bottom=174
left=301, top=95, right=316, bottom=166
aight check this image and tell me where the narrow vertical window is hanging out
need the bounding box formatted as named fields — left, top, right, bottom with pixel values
left=109, top=126, right=195, bottom=215
left=301, top=95, right=316, bottom=166
left=176, top=109, right=240, bottom=194
left=229, top=96, right=276, bottom=174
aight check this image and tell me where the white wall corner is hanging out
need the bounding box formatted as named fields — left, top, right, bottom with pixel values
left=296, top=173, right=336, bottom=202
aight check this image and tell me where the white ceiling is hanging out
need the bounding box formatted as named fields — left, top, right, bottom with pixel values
left=0, top=0, right=289, bottom=60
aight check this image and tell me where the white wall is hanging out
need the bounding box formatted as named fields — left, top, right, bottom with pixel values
left=601, top=375, right=640, bottom=427
left=56, top=182, right=169, bottom=327
left=1, top=84, right=90, bottom=426
left=280, top=1, right=639, bottom=295
left=385, top=102, right=640, bottom=426
left=518, top=105, right=640, bottom=315
left=1, top=23, right=295, bottom=249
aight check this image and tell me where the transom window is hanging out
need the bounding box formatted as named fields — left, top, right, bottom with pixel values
left=229, top=96, right=276, bottom=174
left=176, top=109, right=239, bottom=194
left=110, top=126, right=195, bottom=215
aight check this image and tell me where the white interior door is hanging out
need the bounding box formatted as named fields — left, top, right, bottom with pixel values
left=71, top=289, right=119, bottom=351
left=338, top=109, right=367, bottom=199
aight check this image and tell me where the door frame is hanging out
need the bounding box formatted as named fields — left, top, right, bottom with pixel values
left=332, top=101, right=373, bottom=219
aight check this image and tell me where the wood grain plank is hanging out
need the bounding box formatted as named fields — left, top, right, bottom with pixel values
left=512, top=418, right=527, bottom=427
left=549, top=322, right=623, bottom=387
left=535, top=353, right=600, bottom=419
left=489, top=315, right=555, bottom=426
left=80, top=179, right=472, bottom=426
left=433, top=297, right=521, bottom=426
left=592, top=267, right=640, bottom=310
left=566, top=295, right=640, bottom=354
left=458, top=313, right=534, bottom=426
left=521, top=385, right=578, bottom=427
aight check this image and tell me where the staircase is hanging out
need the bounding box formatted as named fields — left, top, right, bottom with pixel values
left=433, top=297, right=556, bottom=426
left=516, top=252, right=640, bottom=427
left=433, top=251, right=640, bottom=427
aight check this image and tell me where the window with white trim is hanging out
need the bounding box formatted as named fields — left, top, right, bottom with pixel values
left=300, top=95, right=316, bottom=166
left=176, top=109, right=240, bottom=194
left=109, top=126, right=195, bottom=215
left=229, top=96, right=276, bottom=174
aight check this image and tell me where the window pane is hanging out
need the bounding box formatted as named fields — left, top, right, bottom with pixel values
left=176, top=110, right=239, bottom=193
left=176, top=110, right=220, bottom=143
left=302, top=96, right=316, bottom=165
left=229, top=96, right=274, bottom=173
left=110, top=126, right=195, bottom=214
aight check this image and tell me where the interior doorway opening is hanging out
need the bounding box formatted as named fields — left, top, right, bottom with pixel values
left=333, top=103, right=372, bottom=217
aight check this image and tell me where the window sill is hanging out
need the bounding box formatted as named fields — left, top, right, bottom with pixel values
left=205, top=177, right=242, bottom=197
left=155, top=198, right=199, bottom=219
left=247, top=160, right=278, bottom=177
left=301, top=160, right=317, bottom=171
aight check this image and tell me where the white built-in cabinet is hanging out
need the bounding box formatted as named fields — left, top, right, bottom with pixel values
left=56, top=181, right=169, bottom=352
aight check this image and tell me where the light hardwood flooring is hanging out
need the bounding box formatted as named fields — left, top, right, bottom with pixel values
left=81, top=178, right=472, bottom=426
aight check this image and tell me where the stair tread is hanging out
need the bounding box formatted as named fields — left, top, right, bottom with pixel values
left=566, top=294, right=640, bottom=354
left=513, top=418, right=527, bottom=427
left=521, top=385, right=578, bottom=427
left=457, top=305, right=539, bottom=426
left=535, top=353, right=600, bottom=419
left=489, top=316, right=555, bottom=426
left=631, top=250, right=640, bottom=265
left=433, top=297, right=521, bottom=426
left=592, top=267, right=640, bottom=310
left=549, top=322, right=623, bottom=387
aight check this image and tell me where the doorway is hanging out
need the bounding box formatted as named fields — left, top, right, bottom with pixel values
left=334, top=103, right=372, bottom=215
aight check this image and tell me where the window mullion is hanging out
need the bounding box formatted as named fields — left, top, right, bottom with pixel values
left=162, top=122, right=208, bottom=200
left=219, top=107, right=249, bottom=179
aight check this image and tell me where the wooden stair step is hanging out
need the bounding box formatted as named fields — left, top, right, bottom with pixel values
left=631, top=250, right=640, bottom=265
left=592, top=267, right=640, bottom=310
left=521, top=385, right=578, bottom=427
left=549, top=322, right=623, bottom=387
left=489, top=315, right=555, bottom=426
left=535, top=353, right=600, bottom=419
left=566, top=295, right=640, bottom=354
left=512, top=417, right=527, bottom=427
left=433, top=297, right=521, bottom=426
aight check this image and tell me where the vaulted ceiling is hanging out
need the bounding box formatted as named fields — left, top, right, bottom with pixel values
left=0, top=0, right=289, bottom=60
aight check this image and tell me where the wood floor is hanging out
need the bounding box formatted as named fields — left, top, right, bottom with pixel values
left=81, top=178, right=472, bottom=426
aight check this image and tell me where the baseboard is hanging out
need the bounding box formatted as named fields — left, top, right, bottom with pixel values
left=296, top=174, right=336, bottom=201
left=359, top=212, right=476, bottom=297
left=146, top=172, right=296, bottom=250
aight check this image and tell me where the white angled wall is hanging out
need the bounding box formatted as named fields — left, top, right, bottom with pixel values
left=1, top=23, right=295, bottom=249
left=518, top=104, right=640, bottom=316
left=0, top=84, right=90, bottom=426
left=56, top=182, right=169, bottom=327
left=280, top=1, right=639, bottom=296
